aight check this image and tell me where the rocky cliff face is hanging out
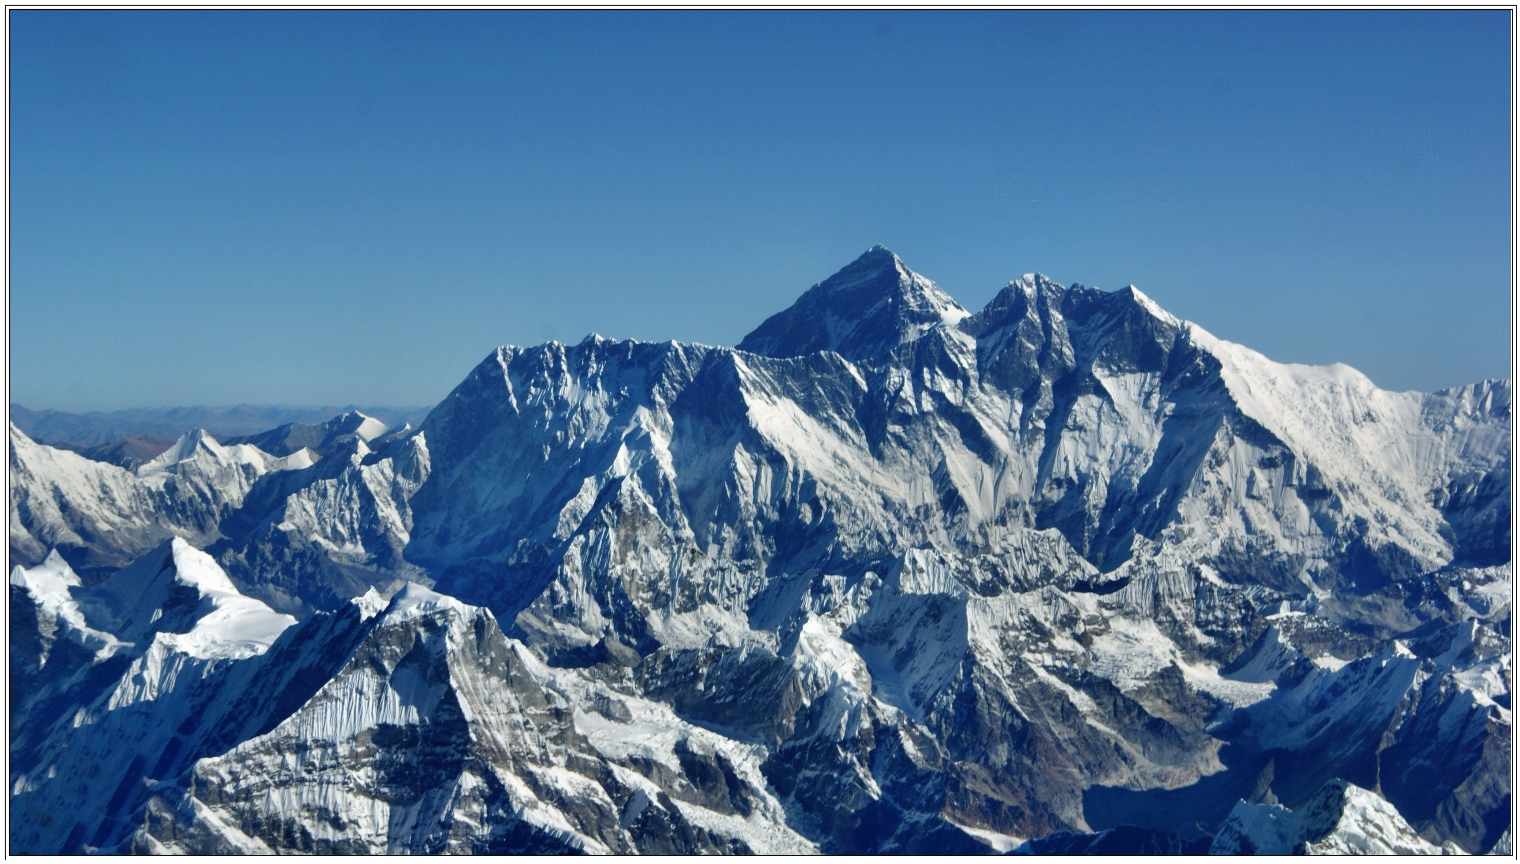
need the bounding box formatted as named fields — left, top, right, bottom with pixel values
left=10, top=247, right=1511, bottom=853
left=11, top=552, right=815, bottom=854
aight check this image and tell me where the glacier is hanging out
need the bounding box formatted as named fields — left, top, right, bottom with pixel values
left=9, top=246, right=1511, bottom=854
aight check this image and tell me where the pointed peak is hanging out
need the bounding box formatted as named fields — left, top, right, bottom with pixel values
left=11, top=548, right=82, bottom=598
left=1059, top=280, right=1184, bottom=347
left=138, top=428, right=222, bottom=473
left=75, top=537, right=294, bottom=659
left=960, top=273, right=1069, bottom=339
left=274, top=447, right=318, bottom=471
left=351, top=586, right=389, bottom=621
left=1122, top=284, right=1181, bottom=327
left=857, top=244, right=901, bottom=264
left=838, top=244, right=908, bottom=281
left=42, top=548, right=77, bottom=574
left=737, top=247, right=967, bottom=363
left=102, top=536, right=226, bottom=597
left=324, top=411, right=388, bottom=442
left=164, top=536, right=241, bottom=595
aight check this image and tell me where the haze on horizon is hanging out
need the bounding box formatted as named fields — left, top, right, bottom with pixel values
left=9, top=9, right=1511, bottom=413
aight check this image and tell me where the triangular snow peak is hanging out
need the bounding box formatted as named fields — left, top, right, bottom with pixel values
left=738, top=245, right=968, bottom=364
left=74, top=538, right=295, bottom=659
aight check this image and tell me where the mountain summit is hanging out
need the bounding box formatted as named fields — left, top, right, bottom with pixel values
left=738, top=245, right=968, bottom=362
left=9, top=249, right=1511, bottom=854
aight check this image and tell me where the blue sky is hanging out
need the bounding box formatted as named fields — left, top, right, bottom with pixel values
left=10, top=10, right=1512, bottom=411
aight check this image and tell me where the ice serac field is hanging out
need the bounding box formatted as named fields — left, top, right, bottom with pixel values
left=10, top=247, right=1512, bottom=854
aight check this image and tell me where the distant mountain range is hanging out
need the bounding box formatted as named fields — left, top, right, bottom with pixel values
left=9, top=403, right=433, bottom=449
left=9, top=247, right=1510, bottom=854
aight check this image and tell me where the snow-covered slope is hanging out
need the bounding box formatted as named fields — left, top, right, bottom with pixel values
left=209, top=430, right=432, bottom=616
left=135, top=582, right=815, bottom=854
left=1211, top=779, right=1447, bottom=854
left=1206, top=613, right=1512, bottom=853
left=11, top=558, right=814, bottom=854
left=76, top=537, right=296, bottom=660
left=9, top=542, right=296, bottom=853
left=9, top=247, right=1510, bottom=854
left=9, top=424, right=307, bottom=574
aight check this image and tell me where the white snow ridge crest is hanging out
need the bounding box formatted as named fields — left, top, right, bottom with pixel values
left=9, top=247, right=1511, bottom=854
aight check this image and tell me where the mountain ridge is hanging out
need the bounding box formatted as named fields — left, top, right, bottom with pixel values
left=10, top=403, right=432, bottom=449
left=9, top=246, right=1510, bottom=854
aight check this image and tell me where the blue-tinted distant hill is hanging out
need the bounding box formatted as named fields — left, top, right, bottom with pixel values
left=10, top=403, right=433, bottom=448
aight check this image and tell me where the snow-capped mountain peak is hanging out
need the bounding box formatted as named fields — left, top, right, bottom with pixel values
left=137, top=428, right=233, bottom=475
left=8, top=248, right=1509, bottom=855
left=134, top=427, right=312, bottom=481
left=320, top=410, right=389, bottom=445
left=10, top=549, right=125, bottom=663
left=9, top=547, right=81, bottom=598
left=379, top=579, right=474, bottom=623
left=738, top=245, right=968, bottom=362
left=74, top=537, right=295, bottom=659
left=351, top=586, right=390, bottom=620
left=1211, top=779, right=1445, bottom=855
left=1122, top=284, right=1179, bottom=326
left=217, top=411, right=390, bottom=460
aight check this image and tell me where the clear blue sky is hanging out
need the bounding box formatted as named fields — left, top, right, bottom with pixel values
left=10, top=10, right=1512, bottom=411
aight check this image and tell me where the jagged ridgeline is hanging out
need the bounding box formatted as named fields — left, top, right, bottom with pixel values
left=10, top=247, right=1512, bottom=854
